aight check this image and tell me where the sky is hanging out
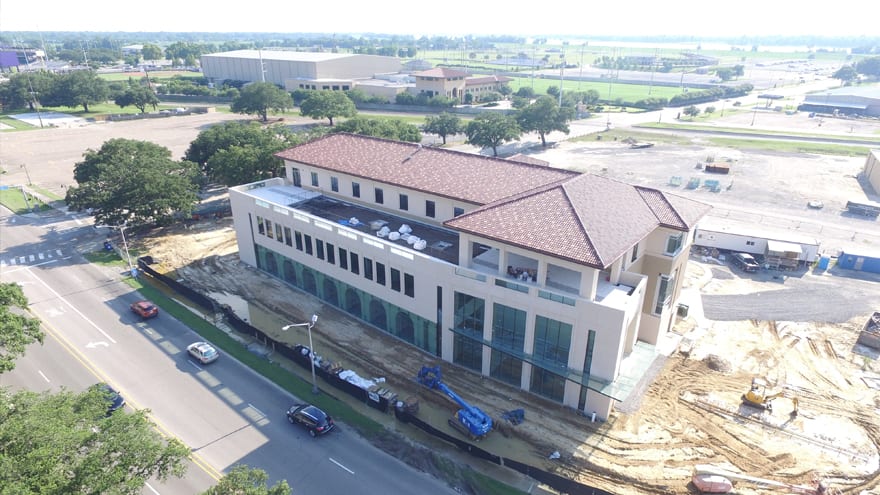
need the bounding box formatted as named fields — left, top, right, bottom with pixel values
left=1, top=0, right=876, bottom=39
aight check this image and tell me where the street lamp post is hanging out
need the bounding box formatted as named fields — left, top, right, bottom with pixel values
left=282, top=314, right=319, bottom=394
left=117, top=222, right=135, bottom=277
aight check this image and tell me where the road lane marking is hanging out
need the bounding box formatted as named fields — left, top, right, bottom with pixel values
left=2, top=259, right=58, bottom=274
left=39, top=315, right=223, bottom=482
left=329, top=458, right=354, bottom=474
left=188, top=361, right=204, bottom=371
left=38, top=370, right=50, bottom=383
left=144, top=482, right=160, bottom=495
left=25, top=268, right=117, bottom=344
left=247, top=403, right=265, bottom=418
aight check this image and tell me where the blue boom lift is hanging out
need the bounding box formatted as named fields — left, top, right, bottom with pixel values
left=417, top=366, right=493, bottom=440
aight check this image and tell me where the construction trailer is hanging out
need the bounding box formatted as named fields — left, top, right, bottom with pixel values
left=693, top=218, right=820, bottom=267
left=836, top=248, right=880, bottom=274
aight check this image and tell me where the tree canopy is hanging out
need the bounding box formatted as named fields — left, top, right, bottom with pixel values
left=231, top=82, right=294, bottom=122
left=832, top=65, right=858, bottom=85
left=0, top=71, right=54, bottom=111
left=0, top=387, right=189, bottom=494
left=855, top=56, right=880, bottom=77
left=201, top=465, right=291, bottom=495
left=185, top=122, right=327, bottom=185
left=516, top=96, right=573, bottom=147
left=42, top=70, right=109, bottom=112
left=423, top=113, right=463, bottom=144
left=65, top=138, right=200, bottom=227
left=114, top=82, right=160, bottom=113
left=0, top=283, right=43, bottom=374
left=299, top=91, right=357, bottom=126
left=465, top=113, right=522, bottom=156
left=333, top=116, right=422, bottom=142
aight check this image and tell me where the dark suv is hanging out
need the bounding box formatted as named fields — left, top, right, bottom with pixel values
left=286, top=404, right=335, bottom=437
left=731, top=252, right=760, bottom=273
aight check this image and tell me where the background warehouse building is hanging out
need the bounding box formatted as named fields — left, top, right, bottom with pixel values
left=201, top=49, right=402, bottom=91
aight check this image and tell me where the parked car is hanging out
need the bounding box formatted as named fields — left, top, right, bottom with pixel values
left=130, top=300, right=159, bottom=318
left=286, top=404, right=335, bottom=437
left=731, top=252, right=760, bottom=272
left=92, top=383, right=126, bottom=415
left=187, top=341, right=219, bottom=364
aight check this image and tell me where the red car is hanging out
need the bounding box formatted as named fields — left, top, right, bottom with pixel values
left=130, top=300, right=159, bottom=318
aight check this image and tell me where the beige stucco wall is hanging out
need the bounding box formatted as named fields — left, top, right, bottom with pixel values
left=865, top=149, right=880, bottom=195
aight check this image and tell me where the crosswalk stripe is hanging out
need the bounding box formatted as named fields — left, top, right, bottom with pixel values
left=29, top=255, right=35, bottom=262
left=39, top=253, right=45, bottom=260
left=0, top=260, right=6, bottom=267
left=10, top=258, right=17, bottom=265
left=19, top=257, right=25, bottom=263
left=56, top=250, right=63, bottom=256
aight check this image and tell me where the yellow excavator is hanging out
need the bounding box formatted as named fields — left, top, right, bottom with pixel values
left=742, top=378, right=798, bottom=416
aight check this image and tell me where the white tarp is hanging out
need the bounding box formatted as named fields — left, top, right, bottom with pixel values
left=766, top=239, right=802, bottom=254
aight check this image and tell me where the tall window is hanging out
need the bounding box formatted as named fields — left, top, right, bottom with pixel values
left=399, top=194, right=409, bottom=211
left=303, top=234, right=312, bottom=255
left=390, top=267, right=400, bottom=292
left=330, top=177, right=339, bottom=192
left=453, top=292, right=484, bottom=338
left=376, top=262, right=386, bottom=286
left=631, top=243, right=639, bottom=262
left=265, top=220, right=273, bottom=239
left=310, top=172, right=319, bottom=187
left=375, top=188, right=384, bottom=204
left=291, top=168, right=302, bottom=187
left=283, top=227, right=292, bottom=246
left=533, top=316, right=572, bottom=369
left=654, top=272, right=675, bottom=314
left=294, top=232, right=303, bottom=251
left=352, top=182, right=360, bottom=198
left=350, top=252, right=360, bottom=275
left=404, top=273, right=414, bottom=297
left=315, top=239, right=325, bottom=260
left=665, top=233, right=684, bottom=255
left=256, top=216, right=265, bottom=235
left=453, top=207, right=464, bottom=217
left=492, top=304, right=527, bottom=352
left=363, top=257, right=373, bottom=280
left=579, top=329, right=597, bottom=411
left=275, top=224, right=283, bottom=242
left=339, top=247, right=348, bottom=269
left=425, top=200, right=436, bottom=218
left=326, top=243, right=335, bottom=264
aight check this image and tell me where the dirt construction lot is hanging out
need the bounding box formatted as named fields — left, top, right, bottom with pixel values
left=6, top=107, right=880, bottom=494
left=131, top=111, right=880, bottom=495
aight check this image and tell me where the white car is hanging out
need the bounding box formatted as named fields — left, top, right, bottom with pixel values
left=187, top=341, right=219, bottom=364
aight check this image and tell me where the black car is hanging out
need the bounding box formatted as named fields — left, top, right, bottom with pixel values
left=731, top=252, right=760, bottom=273
left=93, top=383, right=126, bottom=415
left=286, top=404, right=335, bottom=437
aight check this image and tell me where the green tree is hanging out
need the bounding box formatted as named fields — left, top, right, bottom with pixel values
left=141, top=43, right=163, bottom=61
left=464, top=113, right=521, bottom=156
left=0, top=282, right=44, bottom=373
left=0, top=71, right=55, bottom=111
left=65, top=138, right=200, bottom=227
left=299, top=91, right=357, bottom=126
left=201, top=465, right=290, bottom=495
left=732, top=64, right=745, bottom=78
left=715, top=68, right=734, bottom=82
left=832, top=65, right=859, bottom=85
left=855, top=56, right=880, bottom=77
left=0, top=387, right=189, bottom=494
left=516, top=96, right=574, bottom=147
left=423, top=112, right=462, bottom=144
left=514, top=86, right=535, bottom=98
left=682, top=105, right=701, bottom=119
left=333, top=116, right=421, bottom=142
left=184, top=121, right=316, bottom=181
left=114, top=83, right=160, bottom=113
left=231, top=82, right=294, bottom=122
left=44, top=70, right=109, bottom=112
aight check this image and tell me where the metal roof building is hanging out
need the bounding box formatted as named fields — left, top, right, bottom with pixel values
left=200, top=50, right=401, bottom=88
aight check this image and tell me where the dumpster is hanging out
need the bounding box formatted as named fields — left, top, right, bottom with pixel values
left=817, top=256, right=830, bottom=271
left=677, top=304, right=690, bottom=318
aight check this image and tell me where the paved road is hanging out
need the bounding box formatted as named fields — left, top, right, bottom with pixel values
left=0, top=205, right=457, bottom=495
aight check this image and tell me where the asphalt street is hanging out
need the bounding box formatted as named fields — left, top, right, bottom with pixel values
left=0, top=206, right=457, bottom=494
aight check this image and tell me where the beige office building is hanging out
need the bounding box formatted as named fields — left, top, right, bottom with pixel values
left=228, top=133, right=710, bottom=419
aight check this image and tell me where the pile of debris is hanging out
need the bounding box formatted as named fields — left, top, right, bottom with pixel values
left=857, top=311, right=880, bottom=350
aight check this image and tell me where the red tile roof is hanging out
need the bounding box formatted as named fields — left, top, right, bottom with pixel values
left=465, top=75, right=514, bottom=86
left=446, top=175, right=711, bottom=268
left=276, top=133, right=711, bottom=268
left=276, top=133, right=577, bottom=204
left=412, top=67, right=471, bottom=78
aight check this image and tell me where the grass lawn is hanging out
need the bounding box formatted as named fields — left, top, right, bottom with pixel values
left=0, top=188, right=51, bottom=214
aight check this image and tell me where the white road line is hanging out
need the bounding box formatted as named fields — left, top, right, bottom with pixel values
left=188, top=361, right=203, bottom=371
left=38, top=370, right=50, bottom=383
left=247, top=403, right=266, bottom=418
left=25, top=268, right=117, bottom=344
left=144, top=482, right=160, bottom=495
left=329, top=458, right=354, bottom=475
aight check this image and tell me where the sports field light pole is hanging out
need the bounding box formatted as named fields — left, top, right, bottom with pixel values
left=282, top=314, right=319, bottom=394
